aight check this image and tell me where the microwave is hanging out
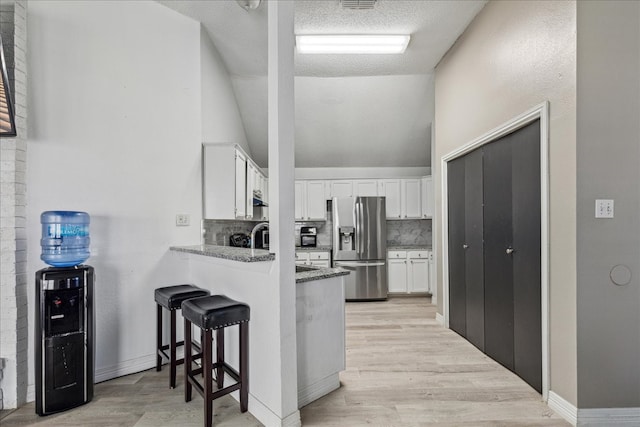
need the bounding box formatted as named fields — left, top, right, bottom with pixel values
left=300, top=226, right=317, bottom=248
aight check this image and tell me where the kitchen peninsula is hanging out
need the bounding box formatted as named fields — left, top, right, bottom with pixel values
left=169, top=244, right=349, bottom=419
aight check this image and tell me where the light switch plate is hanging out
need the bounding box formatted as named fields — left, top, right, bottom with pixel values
left=176, top=214, right=190, bottom=226
left=595, top=199, right=614, bottom=218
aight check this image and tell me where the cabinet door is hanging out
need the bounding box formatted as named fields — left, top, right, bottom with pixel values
left=402, top=179, right=422, bottom=219
left=427, top=251, right=433, bottom=294
left=387, top=258, right=408, bottom=293
left=379, top=180, right=401, bottom=219
left=234, top=150, right=247, bottom=219
left=245, top=162, right=257, bottom=220
left=354, top=180, right=378, bottom=197
left=294, top=181, right=305, bottom=220
left=306, top=181, right=327, bottom=220
left=330, top=180, right=353, bottom=198
left=421, top=176, right=434, bottom=218
left=408, top=258, right=429, bottom=293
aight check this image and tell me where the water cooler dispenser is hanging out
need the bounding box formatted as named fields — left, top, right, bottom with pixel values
left=35, top=211, right=94, bottom=415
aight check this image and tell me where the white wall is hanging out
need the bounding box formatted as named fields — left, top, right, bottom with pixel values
left=26, top=0, right=204, bottom=392
left=434, top=0, right=577, bottom=405
left=200, top=26, right=251, bottom=154
left=576, top=0, right=640, bottom=408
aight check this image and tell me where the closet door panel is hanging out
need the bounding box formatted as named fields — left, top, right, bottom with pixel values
left=464, top=149, right=485, bottom=351
left=482, top=137, right=515, bottom=371
left=512, top=120, right=542, bottom=392
left=447, top=156, right=467, bottom=337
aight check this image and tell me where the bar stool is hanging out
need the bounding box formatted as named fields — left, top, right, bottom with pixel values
left=155, top=284, right=210, bottom=388
left=182, top=295, right=250, bottom=427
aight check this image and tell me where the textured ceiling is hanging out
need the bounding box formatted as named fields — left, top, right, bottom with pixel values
left=158, top=0, right=487, bottom=168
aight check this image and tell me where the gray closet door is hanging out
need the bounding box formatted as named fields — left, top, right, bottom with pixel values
left=511, top=120, right=542, bottom=393
left=448, top=156, right=467, bottom=337
left=447, top=119, right=542, bottom=393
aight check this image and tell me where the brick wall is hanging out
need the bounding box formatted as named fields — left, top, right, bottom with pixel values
left=0, top=0, right=28, bottom=410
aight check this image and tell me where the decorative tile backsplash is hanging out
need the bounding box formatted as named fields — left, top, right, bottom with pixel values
left=386, top=219, right=432, bottom=246
left=203, top=220, right=262, bottom=246
left=204, top=216, right=432, bottom=248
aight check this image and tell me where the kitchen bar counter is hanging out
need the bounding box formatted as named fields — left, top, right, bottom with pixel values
left=295, top=245, right=332, bottom=252
left=295, top=265, right=349, bottom=284
left=169, top=244, right=275, bottom=262
left=387, top=244, right=432, bottom=251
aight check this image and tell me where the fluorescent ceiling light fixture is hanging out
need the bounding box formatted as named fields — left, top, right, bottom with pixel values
left=296, top=35, right=410, bottom=54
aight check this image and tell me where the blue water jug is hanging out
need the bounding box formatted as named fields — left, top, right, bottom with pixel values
left=40, top=211, right=90, bottom=267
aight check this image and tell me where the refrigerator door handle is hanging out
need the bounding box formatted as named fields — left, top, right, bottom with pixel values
left=354, top=200, right=361, bottom=255
left=334, top=261, right=386, bottom=268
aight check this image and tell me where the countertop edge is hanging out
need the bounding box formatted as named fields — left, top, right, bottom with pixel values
left=170, top=245, right=276, bottom=263
left=296, top=267, right=350, bottom=284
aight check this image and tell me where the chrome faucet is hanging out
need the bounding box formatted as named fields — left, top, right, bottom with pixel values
left=250, top=222, right=269, bottom=249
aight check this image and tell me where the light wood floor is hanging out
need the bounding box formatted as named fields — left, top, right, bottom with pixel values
left=2, top=298, right=569, bottom=426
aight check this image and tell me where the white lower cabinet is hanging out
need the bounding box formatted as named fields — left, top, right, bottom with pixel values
left=295, top=250, right=331, bottom=268
left=387, top=250, right=431, bottom=294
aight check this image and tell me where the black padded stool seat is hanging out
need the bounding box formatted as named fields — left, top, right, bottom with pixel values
left=181, top=295, right=250, bottom=330
left=155, top=284, right=210, bottom=310
left=182, top=295, right=250, bottom=427
left=154, top=284, right=210, bottom=389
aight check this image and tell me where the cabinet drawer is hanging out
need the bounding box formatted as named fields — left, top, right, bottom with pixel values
left=295, top=252, right=309, bottom=261
left=308, top=251, right=330, bottom=260
left=408, top=251, right=429, bottom=259
left=388, top=251, right=407, bottom=259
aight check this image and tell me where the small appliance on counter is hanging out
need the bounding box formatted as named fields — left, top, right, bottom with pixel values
left=300, top=226, right=317, bottom=248
left=229, top=233, right=250, bottom=248
left=254, top=229, right=269, bottom=250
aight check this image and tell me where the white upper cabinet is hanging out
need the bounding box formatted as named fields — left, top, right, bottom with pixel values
left=353, top=180, right=378, bottom=197
left=295, top=180, right=328, bottom=221
left=421, top=176, right=434, bottom=219
left=401, top=178, right=422, bottom=219
left=330, top=180, right=353, bottom=198
left=378, top=179, right=402, bottom=219
left=203, top=143, right=266, bottom=220
left=245, top=161, right=257, bottom=220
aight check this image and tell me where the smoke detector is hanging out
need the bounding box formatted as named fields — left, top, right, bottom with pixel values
left=236, top=0, right=261, bottom=11
left=341, top=0, right=377, bottom=10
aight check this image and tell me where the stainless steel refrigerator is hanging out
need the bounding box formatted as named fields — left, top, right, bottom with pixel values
left=332, top=196, right=387, bottom=301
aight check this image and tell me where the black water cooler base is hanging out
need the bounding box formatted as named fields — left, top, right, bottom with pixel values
left=35, top=265, right=94, bottom=416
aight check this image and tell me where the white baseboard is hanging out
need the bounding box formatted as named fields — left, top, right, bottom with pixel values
left=435, top=312, right=444, bottom=326
left=548, top=391, right=640, bottom=426
left=297, top=373, right=340, bottom=408
left=548, top=391, right=577, bottom=426
left=577, top=407, right=640, bottom=426
left=245, top=393, right=301, bottom=427
left=94, top=354, right=156, bottom=383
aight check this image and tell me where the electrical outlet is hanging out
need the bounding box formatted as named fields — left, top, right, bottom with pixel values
left=595, top=199, right=614, bottom=218
left=176, top=214, right=190, bottom=226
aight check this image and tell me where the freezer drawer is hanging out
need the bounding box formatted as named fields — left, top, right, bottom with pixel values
left=334, top=261, right=388, bottom=301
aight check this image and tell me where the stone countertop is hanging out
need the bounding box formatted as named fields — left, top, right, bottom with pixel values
left=387, top=245, right=433, bottom=251
left=295, top=246, right=332, bottom=252
left=170, top=244, right=275, bottom=263
left=295, top=265, right=350, bottom=284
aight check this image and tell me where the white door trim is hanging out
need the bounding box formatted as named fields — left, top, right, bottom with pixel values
left=440, top=101, right=550, bottom=401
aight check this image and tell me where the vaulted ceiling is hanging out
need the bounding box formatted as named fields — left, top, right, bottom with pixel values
left=159, top=0, right=486, bottom=168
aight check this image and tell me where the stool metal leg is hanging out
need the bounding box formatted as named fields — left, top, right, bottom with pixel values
left=216, top=329, right=224, bottom=389
left=240, top=322, right=249, bottom=412
left=184, top=318, right=192, bottom=402
left=170, top=309, right=177, bottom=389
left=204, top=329, right=213, bottom=427
left=156, top=304, right=162, bottom=372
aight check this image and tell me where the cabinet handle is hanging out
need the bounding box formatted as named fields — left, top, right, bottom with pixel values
left=463, top=244, right=469, bottom=249
left=506, top=247, right=515, bottom=254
